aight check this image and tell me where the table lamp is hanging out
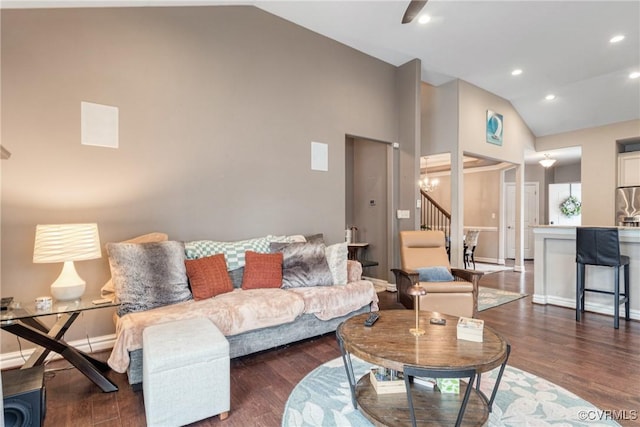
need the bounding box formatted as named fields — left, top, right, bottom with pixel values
left=33, top=223, right=101, bottom=301
left=407, top=283, right=427, bottom=336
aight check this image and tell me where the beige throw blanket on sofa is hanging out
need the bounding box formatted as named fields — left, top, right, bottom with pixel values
left=108, top=281, right=378, bottom=373
left=288, top=280, right=379, bottom=320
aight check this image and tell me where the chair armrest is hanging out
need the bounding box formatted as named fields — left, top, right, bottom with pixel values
left=451, top=268, right=483, bottom=317
left=391, top=268, right=419, bottom=309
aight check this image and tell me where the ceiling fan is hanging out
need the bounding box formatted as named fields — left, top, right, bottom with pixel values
left=402, top=0, right=428, bottom=24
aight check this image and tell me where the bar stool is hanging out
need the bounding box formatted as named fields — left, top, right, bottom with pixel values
left=576, top=227, right=630, bottom=329
left=463, top=230, right=480, bottom=270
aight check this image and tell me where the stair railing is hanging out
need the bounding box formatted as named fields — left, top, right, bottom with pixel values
left=420, top=189, right=451, bottom=244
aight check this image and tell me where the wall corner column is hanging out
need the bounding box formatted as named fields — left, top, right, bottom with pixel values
left=393, top=59, right=422, bottom=271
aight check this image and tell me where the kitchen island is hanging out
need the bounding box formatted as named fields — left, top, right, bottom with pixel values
left=533, top=226, right=640, bottom=321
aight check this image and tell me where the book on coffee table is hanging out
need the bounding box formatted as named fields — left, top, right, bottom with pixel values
left=413, top=376, right=437, bottom=389
left=370, top=368, right=405, bottom=394
left=457, top=317, right=484, bottom=342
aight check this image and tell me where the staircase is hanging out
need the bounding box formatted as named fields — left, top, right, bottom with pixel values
left=420, top=189, right=451, bottom=243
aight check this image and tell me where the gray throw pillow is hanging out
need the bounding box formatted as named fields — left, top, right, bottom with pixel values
left=416, top=266, right=455, bottom=282
left=304, top=233, right=325, bottom=244
left=106, top=241, right=192, bottom=316
left=270, top=242, right=333, bottom=288
left=228, top=267, right=244, bottom=289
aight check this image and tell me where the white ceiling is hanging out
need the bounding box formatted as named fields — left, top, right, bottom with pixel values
left=4, top=0, right=640, bottom=139
left=253, top=0, right=640, bottom=138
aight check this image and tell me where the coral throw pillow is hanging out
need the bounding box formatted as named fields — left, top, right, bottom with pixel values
left=185, top=254, right=233, bottom=300
left=242, top=251, right=283, bottom=290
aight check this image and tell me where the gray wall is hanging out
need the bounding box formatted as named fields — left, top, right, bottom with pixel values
left=551, top=161, right=581, bottom=183
left=1, top=6, right=415, bottom=353
left=421, top=81, right=458, bottom=156
left=394, top=59, right=422, bottom=269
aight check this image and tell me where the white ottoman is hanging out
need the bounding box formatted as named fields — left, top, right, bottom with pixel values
left=143, top=317, right=230, bottom=426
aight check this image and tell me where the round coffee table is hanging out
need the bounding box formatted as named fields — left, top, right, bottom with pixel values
left=336, top=310, right=510, bottom=427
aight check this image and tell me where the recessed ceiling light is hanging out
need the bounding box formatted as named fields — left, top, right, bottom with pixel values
left=630, top=71, right=640, bottom=79
left=511, top=69, right=523, bottom=76
left=418, top=14, right=431, bottom=24
left=610, top=34, right=625, bottom=43
left=545, top=94, right=556, bottom=101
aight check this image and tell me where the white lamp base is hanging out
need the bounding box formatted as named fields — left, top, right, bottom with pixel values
left=50, top=261, right=86, bottom=301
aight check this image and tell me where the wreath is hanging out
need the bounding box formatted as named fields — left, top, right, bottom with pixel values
left=560, top=195, right=581, bottom=217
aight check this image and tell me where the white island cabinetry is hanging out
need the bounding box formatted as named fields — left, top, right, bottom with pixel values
left=533, top=226, right=640, bottom=320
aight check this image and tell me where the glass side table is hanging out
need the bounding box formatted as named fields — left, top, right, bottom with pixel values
left=1, top=296, right=120, bottom=392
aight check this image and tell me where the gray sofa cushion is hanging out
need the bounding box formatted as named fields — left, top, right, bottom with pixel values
left=107, top=241, right=192, bottom=316
left=271, top=242, right=333, bottom=288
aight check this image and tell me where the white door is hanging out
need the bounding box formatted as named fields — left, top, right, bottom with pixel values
left=506, top=182, right=539, bottom=259
left=549, top=183, right=581, bottom=226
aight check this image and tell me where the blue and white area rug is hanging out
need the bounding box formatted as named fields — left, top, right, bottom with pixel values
left=478, top=287, right=527, bottom=311
left=474, top=263, right=514, bottom=274
left=283, top=356, right=620, bottom=427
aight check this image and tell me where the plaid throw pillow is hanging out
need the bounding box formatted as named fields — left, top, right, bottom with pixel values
left=184, top=236, right=273, bottom=270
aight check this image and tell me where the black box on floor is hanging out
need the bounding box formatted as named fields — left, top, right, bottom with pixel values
left=2, top=365, right=46, bottom=427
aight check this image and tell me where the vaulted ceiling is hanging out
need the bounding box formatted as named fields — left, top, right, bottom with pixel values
left=5, top=1, right=640, bottom=139
left=254, top=0, right=640, bottom=138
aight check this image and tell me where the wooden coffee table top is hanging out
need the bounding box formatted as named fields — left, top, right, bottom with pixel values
left=337, top=310, right=508, bottom=373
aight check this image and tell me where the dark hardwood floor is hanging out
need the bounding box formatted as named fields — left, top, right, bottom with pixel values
left=29, top=261, right=640, bottom=426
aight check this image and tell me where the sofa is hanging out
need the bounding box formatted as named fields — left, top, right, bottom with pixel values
left=104, top=233, right=379, bottom=386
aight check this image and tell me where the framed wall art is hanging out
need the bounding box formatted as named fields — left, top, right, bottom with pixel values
left=486, top=110, right=503, bottom=146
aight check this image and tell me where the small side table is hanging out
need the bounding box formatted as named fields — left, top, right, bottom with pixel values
left=1, top=297, right=120, bottom=393
left=347, top=243, right=379, bottom=268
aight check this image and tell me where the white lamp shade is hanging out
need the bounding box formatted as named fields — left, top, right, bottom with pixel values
left=33, top=223, right=101, bottom=263
left=33, top=223, right=101, bottom=301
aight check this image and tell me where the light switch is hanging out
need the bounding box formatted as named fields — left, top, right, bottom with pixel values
left=397, top=210, right=410, bottom=219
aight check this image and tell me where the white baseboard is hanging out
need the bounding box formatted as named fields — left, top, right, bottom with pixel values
left=475, top=257, right=505, bottom=265
left=1, top=333, right=116, bottom=370
left=532, top=295, right=640, bottom=321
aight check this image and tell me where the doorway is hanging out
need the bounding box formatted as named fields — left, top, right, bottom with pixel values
left=505, top=182, right=539, bottom=259
left=345, top=136, right=391, bottom=282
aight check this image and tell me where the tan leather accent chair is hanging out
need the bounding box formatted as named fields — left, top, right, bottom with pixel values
left=392, top=230, right=482, bottom=318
